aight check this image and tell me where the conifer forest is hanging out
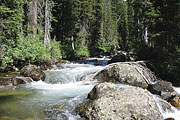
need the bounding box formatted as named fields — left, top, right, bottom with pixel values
left=0, top=0, right=180, bottom=84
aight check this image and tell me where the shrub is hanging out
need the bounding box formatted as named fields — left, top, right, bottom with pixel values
left=1, top=34, right=50, bottom=67
left=48, top=40, right=61, bottom=59
left=75, top=46, right=90, bottom=57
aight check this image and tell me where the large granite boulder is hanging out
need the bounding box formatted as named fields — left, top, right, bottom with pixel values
left=147, top=81, right=177, bottom=101
left=20, top=65, right=45, bottom=81
left=76, top=83, right=163, bottom=120
left=94, top=62, right=154, bottom=88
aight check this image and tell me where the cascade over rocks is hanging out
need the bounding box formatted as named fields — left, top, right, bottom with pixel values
left=20, top=65, right=45, bottom=81
left=147, top=81, right=177, bottom=101
left=76, top=82, right=163, bottom=120
left=40, top=59, right=68, bottom=70
left=94, top=61, right=156, bottom=88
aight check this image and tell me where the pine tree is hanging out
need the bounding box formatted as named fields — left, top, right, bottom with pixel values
left=96, top=0, right=119, bottom=53
left=115, top=0, right=129, bottom=50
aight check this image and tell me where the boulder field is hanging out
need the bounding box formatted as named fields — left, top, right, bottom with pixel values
left=76, top=62, right=179, bottom=120
left=76, top=82, right=164, bottom=120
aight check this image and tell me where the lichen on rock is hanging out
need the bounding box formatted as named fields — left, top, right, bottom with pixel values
left=76, top=82, right=163, bottom=120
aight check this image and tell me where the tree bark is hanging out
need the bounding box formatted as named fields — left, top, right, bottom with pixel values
left=144, top=26, right=148, bottom=43
left=32, top=0, right=37, bottom=37
left=28, top=0, right=37, bottom=37
left=71, top=36, right=75, bottom=50
left=44, top=0, right=51, bottom=47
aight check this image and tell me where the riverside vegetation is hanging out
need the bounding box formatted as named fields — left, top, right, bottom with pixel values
left=0, top=0, right=180, bottom=119
left=0, top=0, right=180, bottom=85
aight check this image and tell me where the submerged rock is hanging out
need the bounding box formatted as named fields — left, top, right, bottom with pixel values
left=76, top=82, right=163, bottom=120
left=0, top=116, right=13, bottom=120
left=0, top=88, right=34, bottom=97
left=94, top=62, right=154, bottom=88
left=0, top=72, right=20, bottom=77
left=170, top=97, right=180, bottom=109
left=44, top=108, right=80, bottom=120
left=165, top=118, right=175, bottom=120
left=147, top=81, right=177, bottom=101
left=44, top=109, right=68, bottom=120
left=0, top=77, right=12, bottom=86
left=158, top=100, right=173, bottom=113
left=12, top=77, right=33, bottom=85
left=20, top=65, right=45, bottom=81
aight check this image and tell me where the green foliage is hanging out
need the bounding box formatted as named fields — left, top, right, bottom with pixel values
left=98, top=0, right=118, bottom=53
left=159, top=55, right=180, bottom=85
left=1, top=0, right=180, bottom=85
left=49, top=40, right=61, bottom=59
left=14, top=34, right=50, bottom=61
left=1, top=34, right=50, bottom=67
left=75, top=46, right=90, bottom=57
left=61, top=45, right=74, bottom=59
left=97, top=40, right=110, bottom=53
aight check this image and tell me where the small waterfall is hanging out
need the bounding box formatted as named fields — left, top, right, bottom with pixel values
left=44, top=63, right=103, bottom=84
left=1, top=57, right=180, bottom=120
left=154, top=88, right=180, bottom=120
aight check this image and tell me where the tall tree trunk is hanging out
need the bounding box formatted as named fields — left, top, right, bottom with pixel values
left=44, top=0, right=51, bottom=47
left=144, top=26, right=148, bottom=43
left=71, top=36, right=75, bottom=50
left=28, top=0, right=37, bottom=37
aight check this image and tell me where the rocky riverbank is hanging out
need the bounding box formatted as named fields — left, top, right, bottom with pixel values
left=76, top=82, right=164, bottom=120
left=0, top=65, right=45, bottom=86
left=0, top=58, right=180, bottom=120
left=0, top=59, right=69, bottom=86
left=76, top=61, right=180, bottom=120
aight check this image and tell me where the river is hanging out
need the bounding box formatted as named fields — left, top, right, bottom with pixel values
left=0, top=58, right=180, bottom=120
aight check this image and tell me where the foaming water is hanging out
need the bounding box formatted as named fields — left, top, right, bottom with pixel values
left=29, top=80, right=95, bottom=90
left=163, top=108, right=180, bottom=120
left=45, top=63, right=103, bottom=84
left=26, top=80, right=97, bottom=98
left=174, top=87, right=180, bottom=96
left=76, top=56, right=110, bottom=66
left=155, top=87, right=180, bottom=120
left=0, top=63, right=103, bottom=120
left=1, top=61, right=180, bottom=119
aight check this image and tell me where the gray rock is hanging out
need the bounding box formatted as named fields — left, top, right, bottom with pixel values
left=108, top=52, right=127, bottom=64
left=147, top=81, right=177, bottom=101
left=0, top=72, right=32, bottom=86
left=76, top=83, right=163, bottom=120
left=94, top=63, right=149, bottom=88
left=20, top=65, right=45, bottom=81
left=12, top=77, right=33, bottom=85
left=108, top=51, right=136, bottom=64
left=44, top=109, right=68, bottom=120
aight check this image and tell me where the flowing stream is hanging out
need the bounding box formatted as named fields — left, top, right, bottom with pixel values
left=0, top=58, right=180, bottom=120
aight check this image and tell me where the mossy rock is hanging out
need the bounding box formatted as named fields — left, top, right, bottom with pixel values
left=0, top=77, right=12, bottom=86
left=0, top=88, right=34, bottom=97
left=0, top=72, right=20, bottom=77
left=0, top=117, right=13, bottom=120
left=24, top=118, right=34, bottom=120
